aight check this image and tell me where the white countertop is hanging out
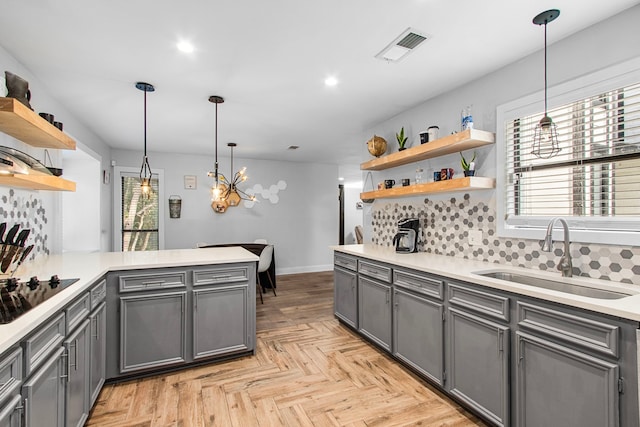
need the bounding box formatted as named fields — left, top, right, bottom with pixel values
left=0, top=247, right=258, bottom=355
left=332, top=244, right=640, bottom=323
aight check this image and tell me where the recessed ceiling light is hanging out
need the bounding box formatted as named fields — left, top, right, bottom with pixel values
left=324, top=76, right=338, bottom=87
left=177, top=41, right=195, bottom=53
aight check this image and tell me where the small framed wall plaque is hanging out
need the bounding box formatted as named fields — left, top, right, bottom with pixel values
left=184, top=175, right=197, bottom=189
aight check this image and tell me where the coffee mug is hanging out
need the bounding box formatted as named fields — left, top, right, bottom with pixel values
left=440, top=168, right=454, bottom=180
left=384, top=179, right=395, bottom=189
left=39, top=112, right=54, bottom=124
left=428, top=126, right=439, bottom=141
left=402, top=178, right=410, bottom=186
left=433, top=172, right=441, bottom=182
left=378, top=182, right=385, bottom=190
left=419, top=131, right=429, bottom=144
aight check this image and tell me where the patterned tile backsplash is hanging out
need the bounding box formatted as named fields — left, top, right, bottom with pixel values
left=371, top=194, right=640, bottom=285
left=0, top=189, right=50, bottom=261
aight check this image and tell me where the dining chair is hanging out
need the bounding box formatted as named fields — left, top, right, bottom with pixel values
left=256, top=244, right=276, bottom=304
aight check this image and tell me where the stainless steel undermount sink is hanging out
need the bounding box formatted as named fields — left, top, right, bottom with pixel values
left=473, top=270, right=637, bottom=300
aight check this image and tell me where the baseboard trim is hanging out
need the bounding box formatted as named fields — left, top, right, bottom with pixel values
left=277, top=264, right=333, bottom=275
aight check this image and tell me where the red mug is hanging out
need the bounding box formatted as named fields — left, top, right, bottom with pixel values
left=440, top=168, right=454, bottom=180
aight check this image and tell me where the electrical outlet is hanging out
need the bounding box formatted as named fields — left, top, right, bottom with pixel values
left=468, top=230, right=483, bottom=246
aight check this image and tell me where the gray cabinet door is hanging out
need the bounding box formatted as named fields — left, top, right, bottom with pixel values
left=334, top=266, right=357, bottom=328
left=393, top=287, right=444, bottom=385
left=0, top=395, right=22, bottom=427
left=120, top=291, right=187, bottom=374
left=448, top=307, right=509, bottom=427
left=89, top=302, right=106, bottom=407
left=516, top=331, right=619, bottom=427
left=193, top=285, right=250, bottom=359
left=22, top=346, right=65, bottom=427
left=64, top=319, right=91, bottom=427
left=358, top=276, right=392, bottom=351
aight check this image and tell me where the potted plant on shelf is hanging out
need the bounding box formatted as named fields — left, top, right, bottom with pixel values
left=460, top=151, right=476, bottom=176
left=396, top=127, right=408, bottom=151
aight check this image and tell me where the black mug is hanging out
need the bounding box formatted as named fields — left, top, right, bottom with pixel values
left=402, top=178, right=410, bottom=186
left=384, top=179, right=395, bottom=189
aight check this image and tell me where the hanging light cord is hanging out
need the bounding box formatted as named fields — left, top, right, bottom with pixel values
left=214, top=101, right=219, bottom=185
left=543, top=19, right=548, bottom=117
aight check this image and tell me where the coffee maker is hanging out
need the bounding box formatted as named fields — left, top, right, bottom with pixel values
left=392, top=218, right=419, bottom=253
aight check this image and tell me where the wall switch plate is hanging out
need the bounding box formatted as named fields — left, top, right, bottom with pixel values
left=468, top=230, right=482, bottom=246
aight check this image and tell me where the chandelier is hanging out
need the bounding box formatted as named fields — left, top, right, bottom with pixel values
left=207, top=96, right=255, bottom=213
left=136, top=82, right=155, bottom=197
left=531, top=9, right=561, bottom=159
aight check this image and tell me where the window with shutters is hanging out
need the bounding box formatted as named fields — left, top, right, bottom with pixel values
left=497, top=60, right=640, bottom=245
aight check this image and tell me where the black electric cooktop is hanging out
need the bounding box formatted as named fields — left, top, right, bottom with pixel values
left=0, top=276, right=79, bottom=324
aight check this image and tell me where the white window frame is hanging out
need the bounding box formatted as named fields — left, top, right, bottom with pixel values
left=113, top=166, right=165, bottom=251
left=496, top=56, right=640, bottom=246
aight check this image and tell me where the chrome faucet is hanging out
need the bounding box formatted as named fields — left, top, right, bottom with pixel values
left=541, top=217, right=573, bottom=277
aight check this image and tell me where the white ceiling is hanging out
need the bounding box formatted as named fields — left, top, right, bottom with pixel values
left=1, top=0, right=638, bottom=165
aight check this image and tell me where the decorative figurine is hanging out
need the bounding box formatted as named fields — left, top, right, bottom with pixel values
left=5, top=71, right=33, bottom=110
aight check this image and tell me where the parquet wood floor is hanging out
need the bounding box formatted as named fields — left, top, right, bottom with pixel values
left=87, top=271, right=486, bottom=426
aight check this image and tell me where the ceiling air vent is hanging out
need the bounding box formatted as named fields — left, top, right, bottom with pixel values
left=375, top=28, right=430, bottom=62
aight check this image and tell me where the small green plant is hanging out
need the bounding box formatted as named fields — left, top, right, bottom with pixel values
left=396, top=127, right=408, bottom=150
left=460, top=151, right=476, bottom=171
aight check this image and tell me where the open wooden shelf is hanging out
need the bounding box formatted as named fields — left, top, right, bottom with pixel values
left=360, top=176, right=495, bottom=200
left=361, top=128, right=494, bottom=171
left=0, top=171, right=76, bottom=192
left=0, top=97, right=76, bottom=150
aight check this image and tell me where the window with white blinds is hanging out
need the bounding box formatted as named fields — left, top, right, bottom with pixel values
left=502, top=79, right=640, bottom=242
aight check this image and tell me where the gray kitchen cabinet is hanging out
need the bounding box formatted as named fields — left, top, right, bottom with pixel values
left=0, top=395, right=21, bottom=427
left=393, top=286, right=444, bottom=385
left=0, top=348, right=22, bottom=427
left=193, top=285, right=250, bottom=359
left=447, top=282, right=510, bottom=427
left=119, top=291, right=187, bottom=374
left=88, top=302, right=106, bottom=407
left=515, top=300, right=624, bottom=427
left=358, top=275, right=392, bottom=351
left=516, top=331, right=619, bottom=427
left=448, top=307, right=510, bottom=427
left=64, top=318, right=91, bottom=427
left=334, top=266, right=358, bottom=328
left=22, top=346, right=66, bottom=427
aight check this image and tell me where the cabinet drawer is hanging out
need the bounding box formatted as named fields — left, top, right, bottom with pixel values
left=66, top=292, right=90, bottom=333
left=0, top=348, right=22, bottom=404
left=90, top=279, right=107, bottom=310
left=517, top=301, right=620, bottom=358
left=22, top=312, right=65, bottom=376
left=193, top=266, right=250, bottom=286
left=393, top=269, right=444, bottom=300
left=119, top=270, right=187, bottom=293
left=334, top=253, right=357, bottom=271
left=448, top=283, right=510, bottom=322
left=358, top=260, right=392, bottom=283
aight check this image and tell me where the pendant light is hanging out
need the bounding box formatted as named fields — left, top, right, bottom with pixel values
left=225, top=142, right=255, bottom=207
left=207, top=95, right=229, bottom=213
left=136, top=82, right=155, bottom=197
left=531, top=9, right=561, bottom=159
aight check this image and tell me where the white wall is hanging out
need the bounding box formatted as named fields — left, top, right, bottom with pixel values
left=358, top=5, right=640, bottom=237
left=111, top=149, right=339, bottom=273
left=0, top=44, right=113, bottom=255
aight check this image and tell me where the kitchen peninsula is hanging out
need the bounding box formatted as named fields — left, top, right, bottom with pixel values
left=0, top=247, right=258, bottom=426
